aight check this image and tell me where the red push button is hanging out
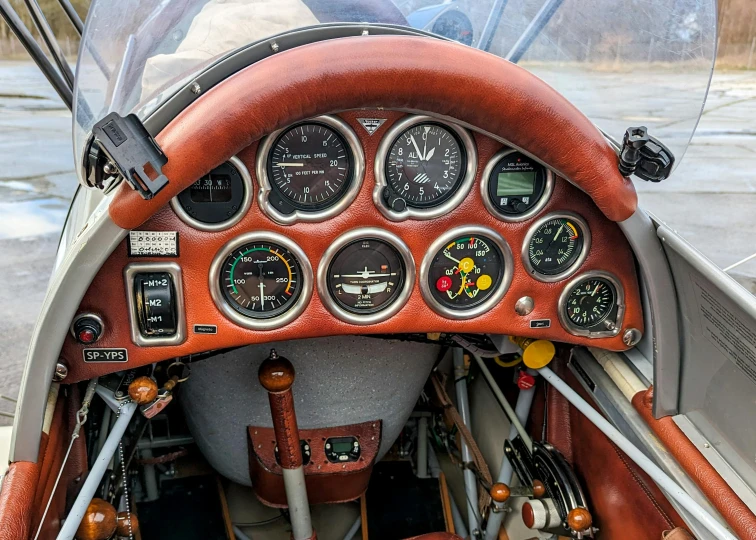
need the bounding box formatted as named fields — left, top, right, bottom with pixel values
left=436, top=276, right=452, bottom=292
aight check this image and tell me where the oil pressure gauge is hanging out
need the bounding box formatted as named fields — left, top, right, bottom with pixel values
left=318, top=229, right=415, bottom=325
left=421, top=227, right=514, bottom=320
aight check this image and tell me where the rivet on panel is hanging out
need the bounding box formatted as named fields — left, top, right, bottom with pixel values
left=190, top=82, right=201, bottom=95
left=270, top=41, right=280, bottom=52
left=54, top=362, right=68, bottom=382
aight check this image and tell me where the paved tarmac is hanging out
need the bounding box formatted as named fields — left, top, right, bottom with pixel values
left=0, top=61, right=754, bottom=424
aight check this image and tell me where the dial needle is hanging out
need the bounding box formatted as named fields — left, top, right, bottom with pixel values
left=553, top=224, right=565, bottom=242
left=276, top=162, right=304, bottom=167
left=410, top=135, right=424, bottom=160
left=591, top=283, right=601, bottom=296
left=425, top=146, right=435, bottom=161
left=444, top=251, right=461, bottom=263
left=259, top=282, right=265, bottom=311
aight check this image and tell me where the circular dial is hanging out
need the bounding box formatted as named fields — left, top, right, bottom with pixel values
left=327, top=238, right=406, bottom=314
left=220, top=242, right=303, bottom=319
left=527, top=217, right=586, bottom=276
left=267, top=122, right=352, bottom=211
left=564, top=277, right=617, bottom=328
left=427, top=235, right=504, bottom=311
left=385, top=122, right=466, bottom=208
left=176, top=160, right=246, bottom=225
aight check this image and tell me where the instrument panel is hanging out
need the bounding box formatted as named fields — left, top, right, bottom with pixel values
left=62, top=110, right=643, bottom=382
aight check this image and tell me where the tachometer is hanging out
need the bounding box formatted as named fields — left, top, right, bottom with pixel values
left=266, top=120, right=354, bottom=211
left=421, top=227, right=513, bottom=319
left=524, top=213, right=590, bottom=281
left=219, top=240, right=303, bottom=319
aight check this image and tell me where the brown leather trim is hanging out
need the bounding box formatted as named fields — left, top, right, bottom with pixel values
left=404, top=534, right=464, bottom=540
left=248, top=421, right=380, bottom=507
left=541, top=362, right=686, bottom=539
left=633, top=387, right=756, bottom=540
left=63, top=115, right=643, bottom=383
left=267, top=391, right=303, bottom=470
left=663, top=528, right=695, bottom=540
left=0, top=459, right=42, bottom=540
left=109, top=35, right=635, bottom=229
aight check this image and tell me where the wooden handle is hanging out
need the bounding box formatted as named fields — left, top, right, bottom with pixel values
left=490, top=483, right=510, bottom=503
left=116, top=511, right=140, bottom=537
left=75, top=498, right=116, bottom=540
left=567, top=507, right=593, bottom=532
left=128, top=376, right=158, bottom=405
left=259, top=349, right=302, bottom=469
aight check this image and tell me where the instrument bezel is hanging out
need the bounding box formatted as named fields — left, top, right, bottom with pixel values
left=420, top=226, right=514, bottom=320
left=521, top=211, right=592, bottom=283
left=208, top=232, right=313, bottom=330
left=170, top=156, right=253, bottom=232
left=373, top=115, right=477, bottom=221
left=317, top=228, right=416, bottom=326
left=480, top=148, right=554, bottom=222
left=256, top=115, right=365, bottom=225
left=557, top=270, right=625, bottom=338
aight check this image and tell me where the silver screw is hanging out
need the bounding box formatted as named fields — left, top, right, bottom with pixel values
left=622, top=328, right=642, bottom=347
left=704, top=442, right=711, bottom=448
left=270, top=41, right=279, bottom=52
left=53, top=362, right=68, bottom=382
left=361, top=29, right=369, bottom=36
left=103, top=162, right=117, bottom=175
left=190, top=82, right=201, bottom=95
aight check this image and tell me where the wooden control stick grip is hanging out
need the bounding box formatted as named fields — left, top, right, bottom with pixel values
left=259, top=349, right=302, bottom=469
left=75, top=498, right=117, bottom=540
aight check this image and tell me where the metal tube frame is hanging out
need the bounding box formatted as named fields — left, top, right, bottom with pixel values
left=55, top=0, right=82, bottom=35
left=453, top=348, right=482, bottom=537
left=22, top=0, right=75, bottom=87
left=0, top=0, right=72, bottom=109
left=505, top=0, right=566, bottom=63
left=538, top=366, right=737, bottom=540
left=484, top=369, right=538, bottom=540
left=56, top=389, right=137, bottom=540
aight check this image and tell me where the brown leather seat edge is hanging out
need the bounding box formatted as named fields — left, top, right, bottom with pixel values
left=109, top=35, right=637, bottom=230
left=633, top=387, right=756, bottom=540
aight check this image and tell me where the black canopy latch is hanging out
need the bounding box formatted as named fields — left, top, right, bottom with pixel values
left=91, top=112, right=169, bottom=199
left=618, top=126, right=675, bottom=182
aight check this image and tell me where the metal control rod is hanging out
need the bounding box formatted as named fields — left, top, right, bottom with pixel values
left=57, top=393, right=137, bottom=540
left=453, top=348, right=481, bottom=537
left=472, top=354, right=532, bottom=451
left=538, top=366, right=737, bottom=540
left=259, top=350, right=315, bottom=540
left=485, top=369, right=538, bottom=540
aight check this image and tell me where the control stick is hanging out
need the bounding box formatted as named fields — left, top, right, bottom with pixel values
left=258, top=349, right=316, bottom=540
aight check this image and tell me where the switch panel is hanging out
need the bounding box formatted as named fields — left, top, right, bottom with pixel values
left=124, top=262, right=186, bottom=347
left=134, top=272, right=177, bottom=337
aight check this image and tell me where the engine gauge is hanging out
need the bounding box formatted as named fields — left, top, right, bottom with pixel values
left=374, top=116, right=476, bottom=220
left=523, top=213, right=591, bottom=282
left=421, top=227, right=514, bottom=319
left=258, top=116, right=365, bottom=224
left=318, top=229, right=415, bottom=325
left=559, top=272, right=624, bottom=337
left=210, top=233, right=313, bottom=330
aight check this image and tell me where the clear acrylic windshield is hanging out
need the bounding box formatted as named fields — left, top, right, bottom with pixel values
left=73, top=0, right=717, bottom=179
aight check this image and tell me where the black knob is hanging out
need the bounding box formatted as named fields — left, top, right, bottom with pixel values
left=382, top=187, right=407, bottom=213
left=73, top=315, right=103, bottom=344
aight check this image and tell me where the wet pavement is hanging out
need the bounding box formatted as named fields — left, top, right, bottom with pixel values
left=0, top=61, right=754, bottom=421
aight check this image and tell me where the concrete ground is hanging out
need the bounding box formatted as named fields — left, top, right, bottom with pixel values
left=0, top=60, right=754, bottom=423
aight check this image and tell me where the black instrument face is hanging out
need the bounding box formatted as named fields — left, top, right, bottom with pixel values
left=266, top=122, right=352, bottom=212
left=385, top=122, right=466, bottom=208
left=176, top=161, right=245, bottom=224
left=427, top=235, right=504, bottom=311
left=220, top=241, right=303, bottom=319
left=487, top=152, right=547, bottom=217
left=564, top=277, right=617, bottom=328
left=327, top=238, right=405, bottom=314
left=527, top=217, right=585, bottom=276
